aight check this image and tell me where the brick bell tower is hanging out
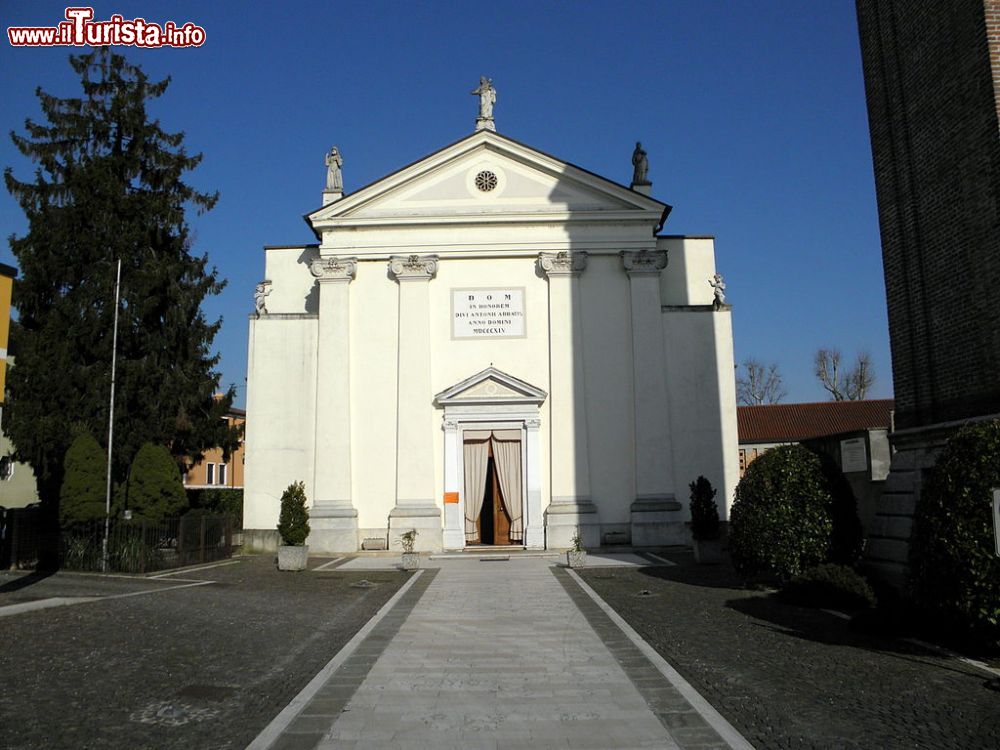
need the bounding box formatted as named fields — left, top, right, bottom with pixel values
left=855, top=0, right=1000, bottom=584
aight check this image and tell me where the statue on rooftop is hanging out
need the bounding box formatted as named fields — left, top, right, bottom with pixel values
left=471, top=76, right=497, bottom=130
left=325, top=146, right=343, bottom=191
left=631, top=142, right=649, bottom=185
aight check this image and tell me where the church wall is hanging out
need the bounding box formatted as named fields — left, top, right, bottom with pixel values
left=350, top=259, right=401, bottom=534
left=426, top=256, right=553, bottom=515
left=242, top=315, right=318, bottom=532
left=662, top=308, right=739, bottom=518
left=579, top=255, right=636, bottom=527
left=658, top=237, right=718, bottom=306
left=263, top=246, right=319, bottom=314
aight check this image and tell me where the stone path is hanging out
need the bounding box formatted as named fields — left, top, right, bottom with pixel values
left=252, top=557, right=748, bottom=750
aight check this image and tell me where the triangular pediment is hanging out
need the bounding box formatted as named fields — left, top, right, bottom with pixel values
left=308, top=130, right=668, bottom=229
left=434, top=366, right=547, bottom=406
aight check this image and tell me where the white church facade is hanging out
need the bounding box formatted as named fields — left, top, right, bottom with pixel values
left=243, top=106, right=738, bottom=552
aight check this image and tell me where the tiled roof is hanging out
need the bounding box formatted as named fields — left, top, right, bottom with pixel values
left=738, top=399, right=894, bottom=443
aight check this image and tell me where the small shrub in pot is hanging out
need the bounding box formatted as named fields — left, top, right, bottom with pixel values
left=689, top=476, right=722, bottom=563
left=277, top=481, right=310, bottom=571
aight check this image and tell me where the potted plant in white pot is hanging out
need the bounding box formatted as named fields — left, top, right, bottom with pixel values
left=567, top=529, right=587, bottom=569
left=397, top=528, right=419, bottom=570
left=689, top=475, right=722, bottom=564
left=277, top=481, right=310, bottom=571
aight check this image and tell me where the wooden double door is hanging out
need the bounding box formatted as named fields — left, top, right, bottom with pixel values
left=476, top=450, right=512, bottom=546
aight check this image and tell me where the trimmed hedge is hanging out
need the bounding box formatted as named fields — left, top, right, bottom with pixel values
left=187, top=487, right=243, bottom=527
left=729, top=444, right=833, bottom=582
left=125, top=443, right=188, bottom=523
left=779, top=563, right=876, bottom=611
left=909, top=420, right=1000, bottom=642
left=59, top=432, right=107, bottom=528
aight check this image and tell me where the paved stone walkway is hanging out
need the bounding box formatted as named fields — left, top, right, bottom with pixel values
left=253, top=557, right=748, bottom=750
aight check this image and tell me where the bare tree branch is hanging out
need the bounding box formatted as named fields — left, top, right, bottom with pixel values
left=815, top=348, right=845, bottom=400
left=737, top=358, right=787, bottom=406
left=815, top=348, right=875, bottom=400
left=846, top=350, right=875, bottom=400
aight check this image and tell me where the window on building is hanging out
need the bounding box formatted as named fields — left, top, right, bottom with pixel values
left=218, top=464, right=227, bottom=486
left=206, top=463, right=215, bottom=485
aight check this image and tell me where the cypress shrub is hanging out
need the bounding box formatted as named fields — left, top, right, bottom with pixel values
left=729, top=444, right=833, bottom=582
left=125, top=443, right=187, bottom=523
left=689, top=475, right=720, bottom=540
left=909, top=420, right=1000, bottom=643
left=59, top=432, right=108, bottom=528
left=277, top=481, right=310, bottom=546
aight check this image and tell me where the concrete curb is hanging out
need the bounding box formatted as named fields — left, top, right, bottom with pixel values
left=567, top=568, right=755, bottom=750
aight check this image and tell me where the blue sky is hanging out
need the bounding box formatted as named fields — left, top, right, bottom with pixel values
left=1, top=1, right=889, bottom=408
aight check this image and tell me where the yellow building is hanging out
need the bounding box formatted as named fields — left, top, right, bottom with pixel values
left=183, top=408, right=245, bottom=490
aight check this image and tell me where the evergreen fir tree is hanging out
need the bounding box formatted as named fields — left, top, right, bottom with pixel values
left=59, top=432, right=107, bottom=528
left=125, top=442, right=187, bottom=523
left=277, top=481, right=310, bottom=546
left=3, top=48, right=238, bottom=503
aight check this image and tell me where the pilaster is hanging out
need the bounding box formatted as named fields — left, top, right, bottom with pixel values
left=523, top=417, right=545, bottom=549
left=622, top=250, right=685, bottom=546
left=442, top=418, right=465, bottom=550
left=388, top=254, right=442, bottom=551
left=307, top=256, right=359, bottom=552
left=538, top=252, right=599, bottom=549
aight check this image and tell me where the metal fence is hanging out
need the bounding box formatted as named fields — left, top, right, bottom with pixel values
left=0, top=507, right=235, bottom=574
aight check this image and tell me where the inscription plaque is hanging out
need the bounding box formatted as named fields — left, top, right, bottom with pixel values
left=452, top=288, right=525, bottom=339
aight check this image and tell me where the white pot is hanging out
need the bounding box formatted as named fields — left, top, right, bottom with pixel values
left=401, top=552, right=420, bottom=571
left=567, top=550, right=588, bottom=569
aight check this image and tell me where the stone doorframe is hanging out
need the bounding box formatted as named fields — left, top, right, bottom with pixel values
left=434, top=367, right=547, bottom=550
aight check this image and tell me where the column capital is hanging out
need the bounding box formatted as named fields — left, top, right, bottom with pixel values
left=524, top=417, right=541, bottom=430
left=621, top=250, right=667, bottom=277
left=442, top=418, right=459, bottom=432
left=310, top=256, right=357, bottom=282
left=389, top=254, right=438, bottom=281
left=538, top=251, right=588, bottom=277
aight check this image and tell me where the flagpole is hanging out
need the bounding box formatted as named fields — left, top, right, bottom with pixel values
left=102, top=258, right=121, bottom=573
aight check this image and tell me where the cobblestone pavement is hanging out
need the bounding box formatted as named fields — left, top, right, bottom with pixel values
left=0, top=556, right=408, bottom=749
left=580, top=551, right=1000, bottom=750
left=259, top=557, right=743, bottom=750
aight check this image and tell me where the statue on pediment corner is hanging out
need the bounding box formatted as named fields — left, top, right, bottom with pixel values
left=631, top=142, right=649, bottom=185
left=254, top=281, right=272, bottom=317
left=709, top=273, right=726, bottom=309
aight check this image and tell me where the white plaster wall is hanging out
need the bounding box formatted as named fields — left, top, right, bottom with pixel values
left=263, top=246, right=319, bottom=314
left=427, top=256, right=553, bottom=515
left=579, top=255, right=635, bottom=524
left=243, top=315, right=318, bottom=530
left=658, top=237, right=717, bottom=306
left=662, top=308, right=739, bottom=518
left=349, top=259, right=400, bottom=532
